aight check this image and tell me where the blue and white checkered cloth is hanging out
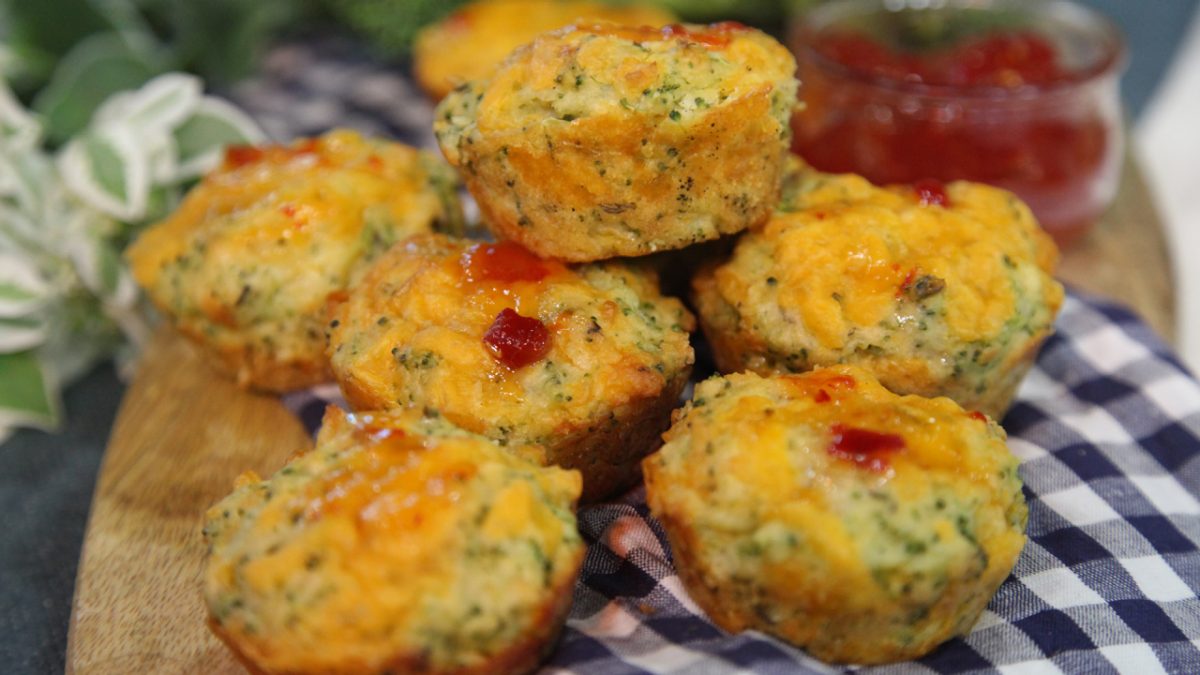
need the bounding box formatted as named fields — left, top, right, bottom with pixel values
left=243, top=40, right=1200, bottom=674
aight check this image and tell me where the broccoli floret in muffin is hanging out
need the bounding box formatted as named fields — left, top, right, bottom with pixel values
left=126, top=129, right=462, bottom=392
left=434, top=21, right=797, bottom=262
left=693, top=167, right=1062, bottom=418
left=204, top=406, right=583, bottom=675
left=644, top=367, right=1027, bottom=664
left=327, top=233, right=695, bottom=501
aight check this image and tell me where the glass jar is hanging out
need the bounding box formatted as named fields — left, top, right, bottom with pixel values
left=789, top=0, right=1126, bottom=247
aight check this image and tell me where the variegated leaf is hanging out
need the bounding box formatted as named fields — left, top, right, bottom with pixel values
left=94, top=72, right=202, bottom=134
left=172, top=96, right=265, bottom=181
left=57, top=125, right=150, bottom=220
left=0, top=252, right=50, bottom=318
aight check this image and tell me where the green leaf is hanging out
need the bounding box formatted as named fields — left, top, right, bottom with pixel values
left=0, top=252, right=50, bottom=318
left=0, top=282, right=45, bottom=312
left=0, top=81, right=41, bottom=149
left=5, top=0, right=116, bottom=64
left=0, top=349, right=59, bottom=431
left=87, top=134, right=126, bottom=200
left=171, top=97, right=264, bottom=181
left=94, top=72, right=201, bottom=132
left=31, top=32, right=163, bottom=145
left=57, top=126, right=150, bottom=220
left=0, top=315, right=48, bottom=352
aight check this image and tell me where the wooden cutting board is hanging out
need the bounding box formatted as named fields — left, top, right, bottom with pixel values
left=64, top=329, right=311, bottom=674
left=64, top=154, right=1177, bottom=674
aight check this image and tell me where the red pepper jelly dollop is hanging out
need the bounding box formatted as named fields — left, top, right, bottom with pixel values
left=913, top=178, right=950, bottom=207
left=461, top=241, right=550, bottom=284
left=828, top=424, right=906, bottom=472
left=483, top=308, right=551, bottom=369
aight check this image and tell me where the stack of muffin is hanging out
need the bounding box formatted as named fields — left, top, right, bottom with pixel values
left=127, top=11, right=1063, bottom=674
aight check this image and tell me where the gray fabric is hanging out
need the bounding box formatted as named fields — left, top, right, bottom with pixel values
left=0, top=366, right=123, bottom=674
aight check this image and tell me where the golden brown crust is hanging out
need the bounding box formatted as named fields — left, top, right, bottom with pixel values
left=545, top=368, right=688, bottom=502
left=176, top=323, right=331, bottom=394
left=208, top=547, right=582, bottom=675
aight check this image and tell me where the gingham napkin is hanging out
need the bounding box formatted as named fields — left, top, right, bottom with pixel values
left=283, top=293, right=1200, bottom=674
left=246, top=40, right=1200, bottom=674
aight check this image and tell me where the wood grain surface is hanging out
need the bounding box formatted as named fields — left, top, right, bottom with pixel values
left=64, top=157, right=1177, bottom=674
left=65, top=328, right=311, bottom=674
left=1058, top=154, right=1178, bottom=344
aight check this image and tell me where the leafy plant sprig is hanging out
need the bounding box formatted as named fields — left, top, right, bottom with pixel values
left=0, top=73, right=263, bottom=442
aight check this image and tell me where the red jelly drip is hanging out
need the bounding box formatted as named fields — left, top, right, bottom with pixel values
left=223, top=145, right=264, bottom=168
left=484, top=308, right=551, bottom=369
left=913, top=179, right=950, bottom=207
left=462, top=241, right=550, bottom=284
left=968, top=411, right=989, bottom=422
left=820, top=374, right=857, bottom=390
left=828, top=424, right=906, bottom=471
left=659, top=21, right=747, bottom=48
left=896, top=267, right=917, bottom=298
left=814, top=389, right=831, bottom=403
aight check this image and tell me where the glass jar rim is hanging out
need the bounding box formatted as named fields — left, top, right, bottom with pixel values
left=790, top=0, right=1127, bottom=100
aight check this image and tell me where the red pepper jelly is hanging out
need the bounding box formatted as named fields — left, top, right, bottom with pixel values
left=484, top=308, right=551, bottom=369
left=789, top=0, right=1125, bottom=247
left=828, top=424, right=906, bottom=472
left=461, top=241, right=551, bottom=284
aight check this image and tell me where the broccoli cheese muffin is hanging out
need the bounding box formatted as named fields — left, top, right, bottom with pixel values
left=204, top=406, right=584, bottom=675
left=644, top=367, right=1027, bottom=664
left=693, top=170, right=1063, bottom=418
left=434, top=21, right=797, bottom=261
left=127, top=129, right=462, bottom=392
left=413, top=0, right=675, bottom=101
left=327, top=233, right=694, bottom=501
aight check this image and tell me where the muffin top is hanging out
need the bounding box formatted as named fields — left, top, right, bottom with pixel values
left=694, top=166, right=1063, bottom=417
left=645, top=366, right=1027, bottom=618
left=413, top=0, right=675, bottom=100
left=437, top=21, right=796, bottom=163
left=204, top=406, right=583, bottom=674
left=327, top=233, right=695, bottom=448
left=723, top=171, right=1060, bottom=351
left=126, top=129, right=461, bottom=389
